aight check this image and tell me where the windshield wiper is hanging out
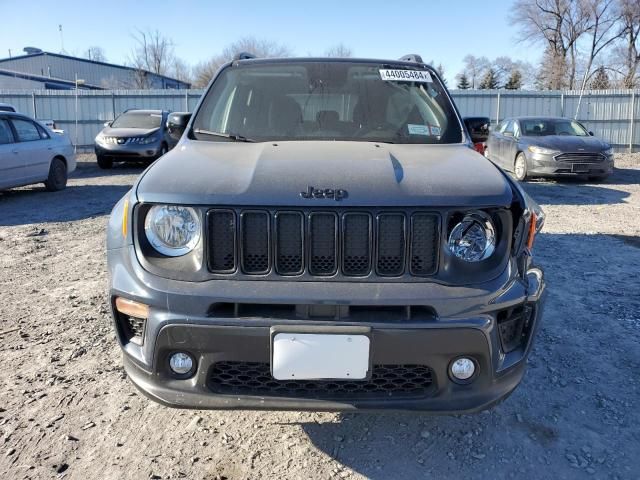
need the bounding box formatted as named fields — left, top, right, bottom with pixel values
left=192, top=128, right=255, bottom=142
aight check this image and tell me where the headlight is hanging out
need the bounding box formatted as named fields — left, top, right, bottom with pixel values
left=144, top=205, right=201, bottom=256
left=604, top=147, right=613, bottom=156
left=140, top=135, right=159, bottom=144
left=448, top=212, right=496, bottom=262
left=528, top=145, right=559, bottom=155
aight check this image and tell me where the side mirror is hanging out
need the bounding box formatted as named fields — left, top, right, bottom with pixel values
left=589, top=131, right=594, bottom=136
left=167, top=112, right=192, bottom=141
left=463, top=117, right=489, bottom=143
left=103, top=121, right=112, bottom=127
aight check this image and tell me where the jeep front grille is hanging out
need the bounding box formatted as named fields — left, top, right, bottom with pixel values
left=206, top=208, right=440, bottom=279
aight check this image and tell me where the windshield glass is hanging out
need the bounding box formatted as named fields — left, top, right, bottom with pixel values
left=192, top=61, right=462, bottom=144
left=111, top=112, right=162, bottom=129
left=520, top=119, right=588, bottom=137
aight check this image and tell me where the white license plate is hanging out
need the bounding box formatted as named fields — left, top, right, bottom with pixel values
left=272, top=333, right=370, bottom=380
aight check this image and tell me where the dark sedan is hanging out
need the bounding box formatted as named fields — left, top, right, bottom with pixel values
left=485, top=117, right=614, bottom=181
left=94, top=109, right=177, bottom=169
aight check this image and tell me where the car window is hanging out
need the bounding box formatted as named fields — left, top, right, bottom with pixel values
left=503, top=120, right=515, bottom=135
left=497, top=120, right=509, bottom=133
left=111, top=112, right=162, bottom=129
left=513, top=121, right=521, bottom=138
left=193, top=61, right=462, bottom=144
left=36, top=124, right=50, bottom=139
left=0, top=119, right=14, bottom=144
left=11, top=118, right=42, bottom=142
left=520, top=118, right=589, bottom=137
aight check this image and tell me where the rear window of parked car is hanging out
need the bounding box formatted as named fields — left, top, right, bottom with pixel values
left=11, top=119, right=42, bottom=142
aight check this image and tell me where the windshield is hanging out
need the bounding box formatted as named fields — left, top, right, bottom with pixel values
left=192, top=61, right=462, bottom=144
left=111, top=112, right=162, bottom=129
left=520, top=119, right=588, bottom=137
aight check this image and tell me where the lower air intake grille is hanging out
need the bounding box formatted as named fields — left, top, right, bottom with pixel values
left=209, top=362, right=434, bottom=399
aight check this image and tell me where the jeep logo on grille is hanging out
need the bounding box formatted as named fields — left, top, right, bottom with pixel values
left=300, top=186, right=348, bottom=201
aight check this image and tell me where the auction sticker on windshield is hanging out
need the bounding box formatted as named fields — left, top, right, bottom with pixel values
left=380, top=69, right=433, bottom=83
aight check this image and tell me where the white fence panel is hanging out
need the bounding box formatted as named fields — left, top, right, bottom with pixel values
left=1, top=88, right=640, bottom=151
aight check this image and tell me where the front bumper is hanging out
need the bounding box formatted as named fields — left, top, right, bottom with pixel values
left=527, top=152, right=614, bottom=178
left=109, top=245, right=546, bottom=412
left=95, top=142, right=162, bottom=160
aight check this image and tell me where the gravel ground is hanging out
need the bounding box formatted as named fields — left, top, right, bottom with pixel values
left=0, top=154, right=639, bottom=480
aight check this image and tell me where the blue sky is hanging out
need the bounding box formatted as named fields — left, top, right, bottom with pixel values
left=0, top=0, right=538, bottom=84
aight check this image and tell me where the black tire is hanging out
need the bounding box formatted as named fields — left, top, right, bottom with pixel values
left=588, top=175, right=608, bottom=182
left=514, top=153, right=528, bottom=181
left=44, top=158, right=67, bottom=192
left=97, top=155, right=113, bottom=169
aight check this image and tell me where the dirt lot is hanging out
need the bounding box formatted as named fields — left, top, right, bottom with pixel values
left=1, top=154, right=639, bottom=480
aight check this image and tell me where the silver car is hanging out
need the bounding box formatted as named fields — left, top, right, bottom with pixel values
left=486, top=116, right=614, bottom=181
left=0, top=112, right=75, bottom=191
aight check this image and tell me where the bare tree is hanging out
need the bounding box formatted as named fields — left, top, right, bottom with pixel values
left=170, top=58, right=193, bottom=85
left=130, top=29, right=176, bottom=87
left=576, top=0, right=624, bottom=92
left=84, top=46, right=106, bottom=62
left=617, top=0, right=640, bottom=87
left=192, top=37, right=293, bottom=88
left=462, top=55, right=490, bottom=88
left=512, top=0, right=591, bottom=89
left=325, top=43, right=353, bottom=57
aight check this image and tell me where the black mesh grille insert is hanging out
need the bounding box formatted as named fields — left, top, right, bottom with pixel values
left=309, top=213, right=337, bottom=275
left=343, top=213, right=371, bottom=275
left=241, top=211, right=270, bottom=274
left=206, top=208, right=440, bottom=279
left=410, top=214, right=439, bottom=275
left=209, top=362, right=434, bottom=399
left=207, top=210, right=236, bottom=272
left=377, top=214, right=406, bottom=275
left=275, top=212, right=303, bottom=275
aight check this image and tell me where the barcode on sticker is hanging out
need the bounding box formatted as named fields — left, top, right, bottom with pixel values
left=380, top=69, right=433, bottom=83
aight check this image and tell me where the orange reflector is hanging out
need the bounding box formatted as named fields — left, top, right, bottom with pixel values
left=122, top=198, right=129, bottom=238
left=115, top=297, right=149, bottom=319
left=526, top=212, right=537, bottom=250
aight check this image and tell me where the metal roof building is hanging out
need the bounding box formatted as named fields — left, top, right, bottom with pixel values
left=0, top=51, right=190, bottom=90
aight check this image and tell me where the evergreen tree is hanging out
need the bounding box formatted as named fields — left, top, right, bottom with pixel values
left=504, top=70, right=523, bottom=89
left=456, top=73, right=471, bottom=89
left=590, top=66, right=611, bottom=90
left=479, top=68, right=499, bottom=89
left=436, top=63, right=448, bottom=86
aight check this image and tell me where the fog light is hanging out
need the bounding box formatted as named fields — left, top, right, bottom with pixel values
left=169, top=352, right=194, bottom=375
left=450, top=357, right=476, bottom=381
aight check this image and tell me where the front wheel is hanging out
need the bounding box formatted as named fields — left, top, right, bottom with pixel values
left=44, top=158, right=68, bottom=191
left=97, top=155, right=113, bottom=169
left=514, top=153, right=528, bottom=181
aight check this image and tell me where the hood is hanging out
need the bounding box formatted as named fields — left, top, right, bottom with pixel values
left=523, top=135, right=608, bottom=152
left=136, top=141, right=514, bottom=207
left=101, top=127, right=160, bottom=138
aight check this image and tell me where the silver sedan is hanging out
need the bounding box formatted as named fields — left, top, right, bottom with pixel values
left=0, top=112, right=75, bottom=191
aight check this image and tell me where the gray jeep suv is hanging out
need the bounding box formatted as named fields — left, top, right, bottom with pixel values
left=107, top=55, right=546, bottom=412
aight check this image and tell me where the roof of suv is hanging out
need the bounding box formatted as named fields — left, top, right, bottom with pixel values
left=233, top=56, right=433, bottom=69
